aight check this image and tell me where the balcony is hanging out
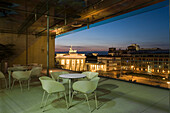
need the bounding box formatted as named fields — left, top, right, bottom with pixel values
left=0, top=69, right=169, bottom=113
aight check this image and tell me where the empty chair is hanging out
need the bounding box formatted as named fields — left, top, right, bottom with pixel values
left=0, top=71, right=7, bottom=89
left=82, top=71, right=99, bottom=80
left=71, top=77, right=100, bottom=112
left=51, top=71, right=69, bottom=84
left=30, top=67, right=42, bottom=77
left=12, top=71, right=31, bottom=92
left=39, top=76, right=68, bottom=112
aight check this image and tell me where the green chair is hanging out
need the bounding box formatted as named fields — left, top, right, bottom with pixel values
left=71, top=77, right=100, bottom=112
left=30, top=67, right=42, bottom=77
left=51, top=71, right=69, bottom=84
left=39, top=76, right=68, bottom=112
left=0, top=71, right=7, bottom=89
left=82, top=71, right=99, bottom=80
left=11, top=71, right=31, bottom=92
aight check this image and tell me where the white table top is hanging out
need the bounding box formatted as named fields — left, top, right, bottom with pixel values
left=59, top=73, right=86, bottom=79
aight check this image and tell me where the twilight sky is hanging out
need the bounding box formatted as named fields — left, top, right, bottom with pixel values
left=55, top=6, right=169, bottom=52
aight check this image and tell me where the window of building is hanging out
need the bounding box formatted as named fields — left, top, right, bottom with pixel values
left=77, top=60, right=79, bottom=64
left=72, top=60, right=75, bottom=65
left=61, top=59, right=65, bottom=65
left=66, top=59, right=70, bottom=64
left=81, top=60, right=84, bottom=64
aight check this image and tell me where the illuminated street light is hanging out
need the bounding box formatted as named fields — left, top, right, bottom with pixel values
left=167, top=82, right=170, bottom=88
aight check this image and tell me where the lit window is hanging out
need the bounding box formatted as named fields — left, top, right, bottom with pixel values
left=162, top=70, right=165, bottom=73
left=152, top=69, right=154, bottom=72
left=61, top=60, right=65, bottom=65
left=77, top=60, right=79, bottom=64
left=101, top=65, right=103, bottom=69
left=66, top=59, right=69, bottom=64
left=72, top=60, right=75, bottom=65
left=81, top=60, right=83, bottom=64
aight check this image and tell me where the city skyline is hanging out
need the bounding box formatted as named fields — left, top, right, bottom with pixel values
left=55, top=6, right=169, bottom=52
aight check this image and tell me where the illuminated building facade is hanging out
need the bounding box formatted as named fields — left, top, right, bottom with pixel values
left=121, top=53, right=170, bottom=76
left=85, top=62, right=105, bottom=72
left=107, top=44, right=170, bottom=76
left=56, top=45, right=169, bottom=77
left=97, top=56, right=121, bottom=72
left=55, top=46, right=86, bottom=71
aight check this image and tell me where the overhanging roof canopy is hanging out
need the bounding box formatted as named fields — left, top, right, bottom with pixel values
left=0, top=0, right=168, bottom=37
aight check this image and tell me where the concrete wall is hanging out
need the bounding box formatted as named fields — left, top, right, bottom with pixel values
left=0, top=33, right=55, bottom=68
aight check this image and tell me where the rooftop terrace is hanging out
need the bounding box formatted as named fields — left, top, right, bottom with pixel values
left=0, top=74, right=169, bottom=113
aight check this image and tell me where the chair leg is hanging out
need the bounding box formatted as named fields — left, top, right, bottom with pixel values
left=11, top=79, right=16, bottom=89
left=40, top=91, right=46, bottom=108
left=28, top=79, right=30, bottom=90
left=94, top=91, right=98, bottom=109
left=84, top=94, right=91, bottom=112
left=64, top=92, right=69, bottom=109
left=19, top=81, right=23, bottom=92
left=43, top=93, right=50, bottom=112
left=70, top=91, right=76, bottom=107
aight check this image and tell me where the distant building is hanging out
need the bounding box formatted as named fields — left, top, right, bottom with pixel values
left=121, top=51, right=170, bottom=76
left=55, top=46, right=86, bottom=71
left=127, top=44, right=140, bottom=51
left=140, top=48, right=161, bottom=51
left=97, top=56, right=121, bottom=71
left=99, top=44, right=169, bottom=77
left=85, top=61, right=105, bottom=72
left=85, top=53, right=105, bottom=72
left=108, top=48, right=116, bottom=56
left=108, top=48, right=128, bottom=56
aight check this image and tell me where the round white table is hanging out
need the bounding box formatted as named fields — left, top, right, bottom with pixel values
left=59, top=73, right=86, bottom=106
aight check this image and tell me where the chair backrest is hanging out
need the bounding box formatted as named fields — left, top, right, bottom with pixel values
left=30, top=67, right=42, bottom=77
left=13, top=64, right=21, bottom=67
left=12, top=71, right=31, bottom=80
left=0, top=71, right=5, bottom=79
left=39, top=76, right=65, bottom=93
left=90, top=77, right=100, bottom=90
left=12, top=66, right=27, bottom=71
left=82, top=71, right=98, bottom=80
left=51, top=71, right=69, bottom=81
left=73, top=77, right=100, bottom=94
left=29, top=63, right=38, bottom=66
